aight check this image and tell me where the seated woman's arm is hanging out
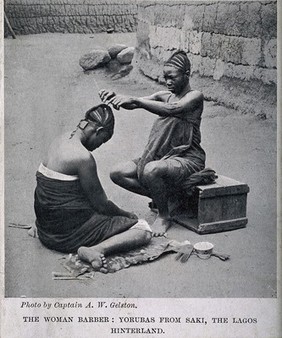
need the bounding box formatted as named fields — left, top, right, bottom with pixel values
left=99, top=89, right=169, bottom=110
left=133, top=91, right=203, bottom=117
left=78, top=154, right=136, bottom=219
left=99, top=89, right=203, bottom=117
left=139, top=91, right=170, bottom=101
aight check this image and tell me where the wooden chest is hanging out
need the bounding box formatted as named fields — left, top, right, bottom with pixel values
left=173, top=175, right=250, bottom=234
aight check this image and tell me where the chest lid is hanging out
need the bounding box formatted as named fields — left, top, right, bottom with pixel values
left=196, top=175, right=250, bottom=199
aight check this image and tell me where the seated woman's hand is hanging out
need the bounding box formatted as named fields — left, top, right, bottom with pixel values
left=99, top=89, right=116, bottom=103
left=107, top=95, right=137, bottom=110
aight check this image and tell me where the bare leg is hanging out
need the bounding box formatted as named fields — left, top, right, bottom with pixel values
left=142, top=161, right=171, bottom=237
left=78, top=228, right=152, bottom=273
left=111, top=160, right=171, bottom=236
left=110, top=161, right=150, bottom=197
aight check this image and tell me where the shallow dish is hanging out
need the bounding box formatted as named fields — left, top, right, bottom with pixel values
left=194, top=242, right=214, bottom=259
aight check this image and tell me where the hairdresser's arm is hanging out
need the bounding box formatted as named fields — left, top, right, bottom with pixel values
left=108, top=91, right=203, bottom=117
left=99, top=89, right=170, bottom=110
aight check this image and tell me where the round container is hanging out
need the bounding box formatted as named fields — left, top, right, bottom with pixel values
left=194, top=242, right=214, bottom=259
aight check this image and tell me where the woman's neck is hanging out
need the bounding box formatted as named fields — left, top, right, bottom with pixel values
left=69, top=127, right=87, bottom=144
left=176, top=83, right=191, bottom=99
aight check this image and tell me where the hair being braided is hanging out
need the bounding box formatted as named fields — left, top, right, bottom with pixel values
left=85, top=104, right=115, bottom=138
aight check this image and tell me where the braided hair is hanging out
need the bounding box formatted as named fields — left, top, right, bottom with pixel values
left=165, top=50, right=191, bottom=77
left=85, top=104, right=115, bottom=139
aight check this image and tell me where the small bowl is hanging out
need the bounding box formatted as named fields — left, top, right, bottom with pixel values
left=194, top=242, right=214, bottom=259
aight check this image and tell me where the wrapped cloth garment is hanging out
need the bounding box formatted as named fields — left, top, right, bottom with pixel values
left=34, top=165, right=137, bottom=253
left=135, top=103, right=207, bottom=212
left=168, top=167, right=218, bottom=215
left=181, top=168, right=218, bottom=195
left=136, top=113, right=206, bottom=189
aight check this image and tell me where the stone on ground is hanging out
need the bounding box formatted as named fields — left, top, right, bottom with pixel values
left=117, top=47, right=135, bottom=64
left=79, top=49, right=111, bottom=70
left=108, top=44, right=127, bottom=59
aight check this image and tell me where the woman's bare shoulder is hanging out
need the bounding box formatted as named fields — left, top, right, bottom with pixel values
left=187, top=90, right=204, bottom=100
left=64, top=141, right=93, bottom=163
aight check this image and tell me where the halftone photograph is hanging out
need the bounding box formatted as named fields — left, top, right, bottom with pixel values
left=3, top=0, right=277, bottom=304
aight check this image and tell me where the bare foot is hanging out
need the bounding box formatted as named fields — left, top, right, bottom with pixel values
left=77, top=247, right=108, bottom=273
left=151, top=216, right=171, bottom=237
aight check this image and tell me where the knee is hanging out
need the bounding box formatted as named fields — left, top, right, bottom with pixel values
left=142, top=161, right=167, bottom=185
left=142, top=230, right=152, bottom=244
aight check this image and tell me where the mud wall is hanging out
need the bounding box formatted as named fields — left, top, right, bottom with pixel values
left=4, top=0, right=138, bottom=35
left=136, top=0, right=277, bottom=118
left=137, top=0, right=276, bottom=85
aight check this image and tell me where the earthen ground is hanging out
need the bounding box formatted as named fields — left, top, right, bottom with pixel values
left=4, top=33, right=277, bottom=298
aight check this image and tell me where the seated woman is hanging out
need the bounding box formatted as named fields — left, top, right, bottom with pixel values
left=99, top=51, right=206, bottom=237
left=34, top=104, right=152, bottom=273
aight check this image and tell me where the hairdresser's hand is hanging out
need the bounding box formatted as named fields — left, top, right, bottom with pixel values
left=99, top=89, right=116, bottom=104
left=107, top=95, right=138, bottom=110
